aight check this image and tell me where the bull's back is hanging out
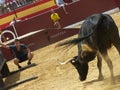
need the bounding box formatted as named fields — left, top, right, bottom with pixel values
left=79, top=14, right=119, bottom=50
left=96, top=14, right=119, bottom=49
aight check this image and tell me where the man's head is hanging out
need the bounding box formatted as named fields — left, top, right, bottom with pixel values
left=12, top=17, right=16, bottom=21
left=14, top=39, right=20, bottom=46
left=51, top=9, right=55, bottom=14
left=0, top=30, right=2, bottom=34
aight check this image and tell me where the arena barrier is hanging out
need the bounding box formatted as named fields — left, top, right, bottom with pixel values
left=0, top=28, right=78, bottom=89
left=115, top=0, right=120, bottom=8
left=1, top=1, right=118, bottom=59
left=1, top=28, right=79, bottom=61
left=3, top=0, right=118, bottom=35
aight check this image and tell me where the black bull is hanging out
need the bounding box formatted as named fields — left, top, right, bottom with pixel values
left=57, top=14, right=120, bottom=82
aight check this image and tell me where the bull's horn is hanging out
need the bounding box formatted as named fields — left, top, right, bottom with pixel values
left=58, top=57, right=74, bottom=65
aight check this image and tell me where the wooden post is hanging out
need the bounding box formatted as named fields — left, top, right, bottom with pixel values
left=0, top=50, right=10, bottom=78
left=1, top=63, right=10, bottom=78
left=0, top=74, right=5, bottom=88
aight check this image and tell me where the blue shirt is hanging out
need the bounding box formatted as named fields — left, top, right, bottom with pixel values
left=9, top=44, right=27, bottom=58
left=56, top=0, right=64, bottom=6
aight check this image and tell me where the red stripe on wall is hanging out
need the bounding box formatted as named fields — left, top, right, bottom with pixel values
left=1, top=5, right=57, bottom=29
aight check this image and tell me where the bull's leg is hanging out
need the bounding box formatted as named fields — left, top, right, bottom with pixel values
left=111, top=27, right=120, bottom=54
left=97, top=54, right=104, bottom=80
left=112, top=38, right=120, bottom=54
left=100, top=51, right=115, bottom=84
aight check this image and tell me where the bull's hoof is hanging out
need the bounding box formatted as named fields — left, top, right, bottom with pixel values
left=79, top=77, right=86, bottom=81
left=98, top=75, right=104, bottom=81
left=111, top=77, right=115, bottom=85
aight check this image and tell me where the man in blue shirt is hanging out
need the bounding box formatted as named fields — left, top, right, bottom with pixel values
left=55, top=0, right=68, bottom=14
left=0, top=39, right=34, bottom=69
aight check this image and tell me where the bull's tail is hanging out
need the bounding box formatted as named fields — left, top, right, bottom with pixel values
left=57, top=31, right=93, bottom=47
left=57, top=14, right=104, bottom=47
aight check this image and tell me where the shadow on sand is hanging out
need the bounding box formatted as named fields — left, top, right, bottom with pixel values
left=81, top=74, right=120, bottom=90
left=4, top=71, right=20, bottom=86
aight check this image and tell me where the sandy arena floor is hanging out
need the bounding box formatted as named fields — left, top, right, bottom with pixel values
left=4, top=12, right=120, bottom=90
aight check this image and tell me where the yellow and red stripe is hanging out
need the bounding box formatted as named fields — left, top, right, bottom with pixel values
left=0, top=0, right=57, bottom=29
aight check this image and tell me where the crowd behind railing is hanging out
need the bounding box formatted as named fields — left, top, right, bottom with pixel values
left=0, top=0, right=41, bottom=15
left=0, top=0, right=79, bottom=15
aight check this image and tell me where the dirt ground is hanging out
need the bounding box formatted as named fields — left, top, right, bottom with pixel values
left=4, top=12, right=120, bottom=90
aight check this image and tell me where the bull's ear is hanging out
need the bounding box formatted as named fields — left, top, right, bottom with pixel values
left=81, top=51, right=87, bottom=58
left=81, top=44, right=93, bottom=52
left=81, top=44, right=93, bottom=58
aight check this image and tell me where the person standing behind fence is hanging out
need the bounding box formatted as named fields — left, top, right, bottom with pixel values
left=0, top=29, right=7, bottom=42
left=55, top=0, right=68, bottom=14
left=0, top=39, right=34, bottom=69
left=50, top=9, right=61, bottom=29
left=0, top=26, right=7, bottom=42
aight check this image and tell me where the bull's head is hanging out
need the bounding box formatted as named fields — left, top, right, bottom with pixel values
left=71, top=58, right=88, bottom=81
left=71, top=44, right=96, bottom=81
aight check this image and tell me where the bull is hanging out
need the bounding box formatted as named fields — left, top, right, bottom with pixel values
left=57, top=14, right=120, bottom=83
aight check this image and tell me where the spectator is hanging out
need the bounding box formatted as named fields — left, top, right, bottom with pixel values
left=0, top=38, right=34, bottom=69
left=0, top=28, right=7, bottom=42
left=55, top=0, right=68, bottom=14
left=0, top=0, right=7, bottom=14
left=50, top=9, right=61, bottom=29
left=32, top=0, right=39, bottom=3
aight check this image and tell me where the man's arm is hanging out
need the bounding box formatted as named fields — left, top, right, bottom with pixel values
left=0, top=42, right=10, bottom=49
left=26, top=48, right=31, bottom=53
left=23, top=45, right=31, bottom=53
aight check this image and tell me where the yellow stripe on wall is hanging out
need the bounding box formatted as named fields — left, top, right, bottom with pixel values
left=17, top=1, right=56, bottom=18
left=0, top=0, right=56, bottom=26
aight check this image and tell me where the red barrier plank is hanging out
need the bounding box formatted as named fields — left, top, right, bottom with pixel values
left=1, top=28, right=79, bottom=61
left=47, top=28, right=79, bottom=43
